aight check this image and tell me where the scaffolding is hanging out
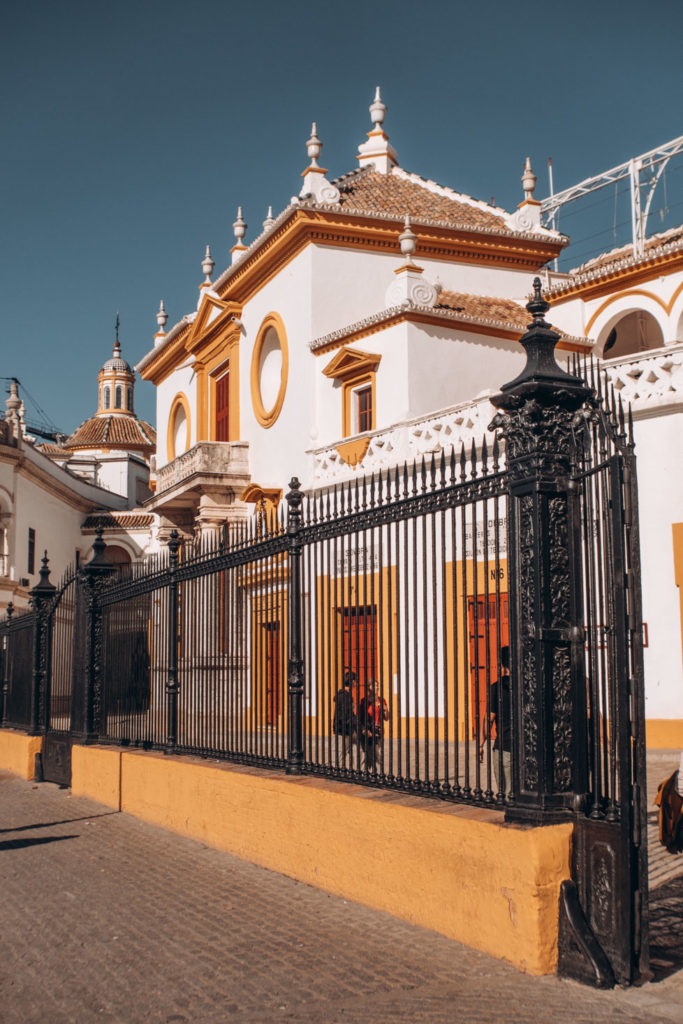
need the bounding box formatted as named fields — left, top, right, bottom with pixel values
left=541, top=134, right=683, bottom=259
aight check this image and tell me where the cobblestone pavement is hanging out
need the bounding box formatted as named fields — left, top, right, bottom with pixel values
left=1, top=771, right=682, bottom=1024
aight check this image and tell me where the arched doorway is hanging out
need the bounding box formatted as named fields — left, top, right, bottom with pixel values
left=102, top=543, right=132, bottom=574
left=599, top=310, right=664, bottom=360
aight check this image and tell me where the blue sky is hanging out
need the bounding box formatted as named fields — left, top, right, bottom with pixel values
left=3, top=0, right=683, bottom=432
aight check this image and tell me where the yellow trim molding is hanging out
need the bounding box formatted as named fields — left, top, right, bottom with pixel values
left=313, top=308, right=585, bottom=357
left=336, top=437, right=371, bottom=466
left=549, top=252, right=683, bottom=306
left=323, top=347, right=381, bottom=438
left=673, top=523, right=683, bottom=676
left=240, top=484, right=283, bottom=507
left=646, top=719, right=683, bottom=749
left=251, top=312, right=289, bottom=429
left=166, top=393, right=191, bottom=463
left=584, top=288, right=669, bottom=338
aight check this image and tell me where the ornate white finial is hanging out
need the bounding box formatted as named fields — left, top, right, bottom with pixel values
left=506, top=156, right=542, bottom=231
left=233, top=207, right=247, bottom=244
left=369, top=86, right=386, bottom=130
left=399, top=214, right=417, bottom=263
left=201, top=245, right=215, bottom=284
left=299, top=123, right=341, bottom=204
left=306, top=123, right=322, bottom=168
left=385, top=215, right=436, bottom=309
left=357, top=87, right=398, bottom=174
left=156, top=300, right=168, bottom=332
left=263, top=205, right=275, bottom=230
left=5, top=379, right=25, bottom=439
left=6, top=379, right=21, bottom=412
left=231, top=207, right=248, bottom=263
left=522, top=157, right=537, bottom=201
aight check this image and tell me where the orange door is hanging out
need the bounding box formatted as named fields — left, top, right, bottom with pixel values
left=215, top=371, right=230, bottom=441
left=264, top=622, right=281, bottom=725
left=468, top=595, right=509, bottom=739
left=342, top=606, right=377, bottom=705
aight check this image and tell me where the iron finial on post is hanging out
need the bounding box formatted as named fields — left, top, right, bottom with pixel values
left=285, top=474, right=305, bottom=774
left=527, top=276, right=550, bottom=325
left=33, top=551, right=57, bottom=597
left=167, top=529, right=181, bottom=569
left=84, top=527, right=116, bottom=579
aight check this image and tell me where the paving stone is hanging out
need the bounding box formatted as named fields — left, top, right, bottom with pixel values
left=1, top=770, right=682, bottom=1024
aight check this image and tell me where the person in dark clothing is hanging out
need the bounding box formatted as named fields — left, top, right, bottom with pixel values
left=358, top=680, right=389, bottom=772
left=481, top=646, right=512, bottom=798
left=332, top=670, right=356, bottom=763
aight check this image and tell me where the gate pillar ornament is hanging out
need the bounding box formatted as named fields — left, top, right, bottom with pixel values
left=164, top=530, right=182, bottom=752
left=29, top=552, right=57, bottom=736
left=76, top=529, right=116, bottom=741
left=490, top=279, right=592, bottom=824
left=285, top=477, right=304, bottom=774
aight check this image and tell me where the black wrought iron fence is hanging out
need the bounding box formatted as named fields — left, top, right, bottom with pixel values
left=0, top=606, right=34, bottom=729
left=92, top=442, right=511, bottom=805
left=0, top=280, right=650, bottom=985
left=300, top=444, right=510, bottom=802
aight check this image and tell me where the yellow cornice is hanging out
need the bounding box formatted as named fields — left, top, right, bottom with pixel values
left=139, top=325, right=191, bottom=385
left=142, top=208, right=566, bottom=382
left=549, top=250, right=683, bottom=306
left=213, top=208, right=564, bottom=309
left=312, top=307, right=585, bottom=356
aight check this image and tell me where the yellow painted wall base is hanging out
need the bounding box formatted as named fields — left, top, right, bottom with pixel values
left=646, top=719, right=683, bottom=749
left=0, top=730, right=41, bottom=780
left=71, top=745, right=122, bottom=810
left=70, top=744, right=571, bottom=975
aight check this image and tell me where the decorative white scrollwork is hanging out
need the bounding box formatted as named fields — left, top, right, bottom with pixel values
left=317, top=182, right=341, bottom=205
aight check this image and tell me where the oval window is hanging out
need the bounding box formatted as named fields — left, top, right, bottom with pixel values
left=251, top=314, right=289, bottom=429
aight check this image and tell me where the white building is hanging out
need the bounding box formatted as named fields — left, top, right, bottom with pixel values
left=1, top=336, right=160, bottom=607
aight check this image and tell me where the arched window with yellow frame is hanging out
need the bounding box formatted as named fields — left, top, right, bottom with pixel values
left=167, top=393, right=192, bottom=462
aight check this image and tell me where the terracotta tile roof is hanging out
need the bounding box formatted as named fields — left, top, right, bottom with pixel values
left=35, top=443, right=68, bottom=457
left=309, top=289, right=588, bottom=354
left=64, top=415, right=156, bottom=453
left=82, top=513, right=156, bottom=530
left=436, top=290, right=529, bottom=328
left=568, top=225, right=683, bottom=275
left=333, top=168, right=508, bottom=232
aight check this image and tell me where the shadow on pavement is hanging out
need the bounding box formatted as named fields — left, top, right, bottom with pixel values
left=0, top=811, right=118, bottom=834
left=649, top=873, right=683, bottom=981
left=0, top=834, right=80, bottom=852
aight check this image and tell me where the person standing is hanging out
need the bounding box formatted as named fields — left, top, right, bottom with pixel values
left=481, top=646, right=512, bottom=799
left=358, top=680, right=389, bottom=772
left=332, top=669, right=356, bottom=764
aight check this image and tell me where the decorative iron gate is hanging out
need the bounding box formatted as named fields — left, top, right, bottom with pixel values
left=555, top=362, right=649, bottom=987
left=0, top=281, right=649, bottom=987
left=488, top=280, right=648, bottom=987
left=0, top=607, right=34, bottom=729
left=40, top=569, right=83, bottom=785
